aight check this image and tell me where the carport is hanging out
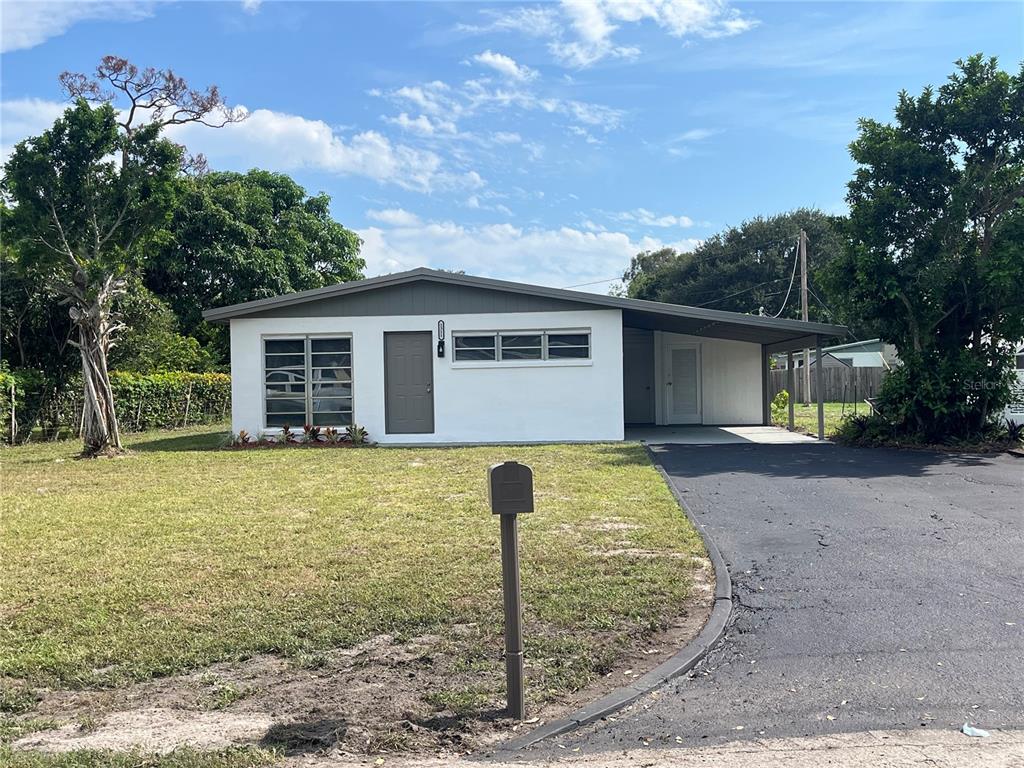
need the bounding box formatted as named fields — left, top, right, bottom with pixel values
left=618, top=299, right=846, bottom=439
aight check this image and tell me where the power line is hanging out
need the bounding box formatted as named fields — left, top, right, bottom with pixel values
left=770, top=241, right=800, bottom=317
left=562, top=276, right=622, bottom=289
left=696, top=277, right=789, bottom=308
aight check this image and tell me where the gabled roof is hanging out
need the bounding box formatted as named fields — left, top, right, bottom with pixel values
left=202, top=267, right=846, bottom=351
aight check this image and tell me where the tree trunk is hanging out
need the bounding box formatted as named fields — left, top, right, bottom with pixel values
left=66, top=272, right=125, bottom=456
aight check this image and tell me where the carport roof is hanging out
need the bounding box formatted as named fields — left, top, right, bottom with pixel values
left=202, top=267, right=846, bottom=351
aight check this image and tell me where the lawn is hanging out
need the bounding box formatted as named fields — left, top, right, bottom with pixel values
left=1, top=424, right=705, bottom=755
left=774, top=401, right=865, bottom=437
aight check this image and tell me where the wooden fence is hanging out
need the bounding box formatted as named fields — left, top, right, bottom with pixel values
left=770, top=366, right=886, bottom=404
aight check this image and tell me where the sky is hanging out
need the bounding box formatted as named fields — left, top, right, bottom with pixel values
left=1, top=0, right=1021, bottom=293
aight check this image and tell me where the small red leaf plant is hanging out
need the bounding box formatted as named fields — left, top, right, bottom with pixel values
left=228, top=423, right=372, bottom=448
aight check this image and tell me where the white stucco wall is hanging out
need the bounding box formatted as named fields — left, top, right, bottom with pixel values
left=229, top=309, right=624, bottom=444
left=653, top=332, right=763, bottom=425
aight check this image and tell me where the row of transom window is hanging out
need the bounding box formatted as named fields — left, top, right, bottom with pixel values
left=453, top=331, right=590, bottom=362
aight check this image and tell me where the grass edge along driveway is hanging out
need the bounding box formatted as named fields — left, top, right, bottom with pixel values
left=1, top=424, right=706, bottom=722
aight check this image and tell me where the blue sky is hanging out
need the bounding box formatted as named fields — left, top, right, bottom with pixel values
left=2, top=1, right=1021, bottom=291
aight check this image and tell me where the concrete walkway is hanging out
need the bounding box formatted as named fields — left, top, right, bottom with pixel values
left=626, top=425, right=818, bottom=444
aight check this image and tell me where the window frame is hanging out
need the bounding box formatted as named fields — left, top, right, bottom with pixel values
left=262, top=334, right=354, bottom=430
left=450, top=328, right=592, bottom=367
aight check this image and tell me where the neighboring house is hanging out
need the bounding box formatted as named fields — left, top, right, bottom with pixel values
left=202, top=268, right=845, bottom=444
left=775, top=339, right=899, bottom=370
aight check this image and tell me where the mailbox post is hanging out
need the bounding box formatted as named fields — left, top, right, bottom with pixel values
left=488, top=461, right=534, bottom=721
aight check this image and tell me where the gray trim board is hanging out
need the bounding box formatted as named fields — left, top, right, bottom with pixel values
left=203, top=267, right=846, bottom=347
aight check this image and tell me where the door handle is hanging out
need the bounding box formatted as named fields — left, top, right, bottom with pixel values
left=666, top=381, right=672, bottom=386
left=426, top=385, right=432, bottom=393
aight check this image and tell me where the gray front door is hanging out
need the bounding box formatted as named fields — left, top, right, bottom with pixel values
left=623, top=328, right=655, bottom=424
left=384, top=332, right=434, bottom=434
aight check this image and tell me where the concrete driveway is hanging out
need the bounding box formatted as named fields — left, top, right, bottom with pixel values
left=526, top=443, right=1024, bottom=755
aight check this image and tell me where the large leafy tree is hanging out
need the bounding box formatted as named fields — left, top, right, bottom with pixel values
left=2, top=57, right=242, bottom=455
left=143, top=170, right=364, bottom=359
left=622, top=209, right=849, bottom=327
left=821, top=55, right=1024, bottom=439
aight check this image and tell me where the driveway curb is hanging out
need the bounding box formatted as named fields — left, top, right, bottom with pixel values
left=498, top=445, right=733, bottom=751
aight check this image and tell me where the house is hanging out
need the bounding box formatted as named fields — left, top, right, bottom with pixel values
left=775, top=338, right=899, bottom=370
left=202, top=268, right=846, bottom=444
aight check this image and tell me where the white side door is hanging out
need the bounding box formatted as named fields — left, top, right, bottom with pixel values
left=664, top=343, right=702, bottom=424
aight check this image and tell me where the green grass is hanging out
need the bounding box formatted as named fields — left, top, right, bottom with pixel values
left=0, top=424, right=704, bottom=709
left=774, top=402, right=865, bottom=437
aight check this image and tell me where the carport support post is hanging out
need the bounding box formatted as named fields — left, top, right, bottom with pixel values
left=815, top=336, right=825, bottom=440
left=787, top=352, right=795, bottom=430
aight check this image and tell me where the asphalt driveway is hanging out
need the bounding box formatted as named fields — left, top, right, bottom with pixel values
left=527, top=443, right=1024, bottom=754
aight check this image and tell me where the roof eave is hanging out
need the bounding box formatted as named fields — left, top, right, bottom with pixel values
left=201, top=267, right=847, bottom=339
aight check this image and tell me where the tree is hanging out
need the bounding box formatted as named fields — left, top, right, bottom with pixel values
left=143, top=170, right=364, bottom=361
left=2, top=57, right=242, bottom=455
left=821, top=55, right=1024, bottom=439
left=111, top=283, right=216, bottom=374
left=621, top=209, right=849, bottom=327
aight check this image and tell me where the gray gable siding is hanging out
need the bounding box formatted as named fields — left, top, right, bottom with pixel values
left=240, top=280, right=587, bottom=318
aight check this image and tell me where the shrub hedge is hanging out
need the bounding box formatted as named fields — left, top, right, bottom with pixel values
left=0, top=370, right=231, bottom=443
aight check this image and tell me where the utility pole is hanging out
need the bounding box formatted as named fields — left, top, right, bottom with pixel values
left=800, top=229, right=810, bottom=405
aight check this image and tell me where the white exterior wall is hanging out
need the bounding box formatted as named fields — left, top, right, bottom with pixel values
left=229, top=309, right=624, bottom=444
left=653, top=332, right=763, bottom=425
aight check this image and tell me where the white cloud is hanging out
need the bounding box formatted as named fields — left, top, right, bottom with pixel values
left=241, top=0, right=262, bottom=14
left=673, top=128, right=716, bottom=142
left=383, top=112, right=457, bottom=137
left=456, top=6, right=563, bottom=39
left=612, top=208, right=695, bottom=228
left=1, top=1, right=155, bottom=53
left=470, top=50, right=538, bottom=82
left=568, top=125, right=600, bottom=145
left=462, top=0, right=758, bottom=69
left=358, top=215, right=698, bottom=290
left=366, top=208, right=422, bottom=227
left=0, top=98, right=66, bottom=161
left=379, top=77, right=625, bottom=135
left=491, top=131, right=522, bottom=144
left=0, top=98, right=482, bottom=193
left=170, top=107, right=477, bottom=192
left=389, top=82, right=453, bottom=116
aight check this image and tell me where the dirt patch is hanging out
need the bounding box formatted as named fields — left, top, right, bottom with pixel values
left=13, top=708, right=275, bottom=754
left=9, top=572, right=714, bottom=760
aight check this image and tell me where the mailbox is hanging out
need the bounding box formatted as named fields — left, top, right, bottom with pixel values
left=488, top=461, right=534, bottom=515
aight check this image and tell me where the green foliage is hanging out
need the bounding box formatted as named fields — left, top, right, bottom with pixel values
left=622, top=209, right=852, bottom=327
left=821, top=55, right=1024, bottom=439
left=876, top=347, right=1015, bottom=441
left=0, top=205, right=78, bottom=386
left=107, top=372, right=231, bottom=432
left=2, top=99, right=181, bottom=281
left=0, top=371, right=231, bottom=441
left=2, top=106, right=363, bottom=381
left=770, top=389, right=790, bottom=423
left=143, top=169, right=365, bottom=359
left=0, top=368, right=52, bottom=444
left=833, top=413, right=896, bottom=447
left=111, top=283, right=217, bottom=374
left=346, top=424, right=369, bottom=445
